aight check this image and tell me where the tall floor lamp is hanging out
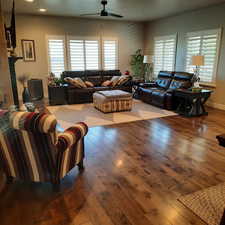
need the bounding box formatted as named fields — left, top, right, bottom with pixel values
left=191, top=55, right=205, bottom=88
left=143, top=55, right=154, bottom=82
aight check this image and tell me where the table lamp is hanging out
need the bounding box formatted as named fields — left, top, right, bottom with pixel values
left=191, top=55, right=205, bottom=88
left=143, top=55, right=154, bottom=82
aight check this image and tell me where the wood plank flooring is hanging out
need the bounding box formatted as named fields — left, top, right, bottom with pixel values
left=1, top=108, right=225, bottom=225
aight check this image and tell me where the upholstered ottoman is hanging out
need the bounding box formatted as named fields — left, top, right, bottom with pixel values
left=93, top=90, right=133, bottom=113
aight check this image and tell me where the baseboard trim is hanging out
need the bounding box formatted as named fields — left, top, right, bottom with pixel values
left=206, top=101, right=225, bottom=111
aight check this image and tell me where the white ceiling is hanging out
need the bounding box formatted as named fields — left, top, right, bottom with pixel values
left=2, top=0, right=225, bottom=22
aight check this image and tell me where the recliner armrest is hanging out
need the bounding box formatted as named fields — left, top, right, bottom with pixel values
left=56, top=122, right=88, bottom=151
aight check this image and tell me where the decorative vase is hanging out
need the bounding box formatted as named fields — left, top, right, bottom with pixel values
left=22, top=87, right=31, bottom=103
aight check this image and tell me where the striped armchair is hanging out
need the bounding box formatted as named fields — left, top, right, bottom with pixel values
left=0, top=111, right=88, bottom=190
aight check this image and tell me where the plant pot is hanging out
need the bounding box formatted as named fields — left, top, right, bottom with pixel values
left=22, top=87, right=31, bottom=103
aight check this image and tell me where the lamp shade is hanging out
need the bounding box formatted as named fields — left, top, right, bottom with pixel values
left=143, top=55, right=153, bottom=64
left=191, top=55, right=205, bottom=66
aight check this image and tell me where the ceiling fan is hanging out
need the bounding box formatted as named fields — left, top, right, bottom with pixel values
left=80, top=0, right=123, bottom=18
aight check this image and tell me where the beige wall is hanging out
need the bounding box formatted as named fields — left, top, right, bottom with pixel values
left=144, top=3, right=225, bottom=109
left=9, top=15, right=144, bottom=98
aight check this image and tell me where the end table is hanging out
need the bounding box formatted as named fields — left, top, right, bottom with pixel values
left=174, top=89, right=212, bottom=117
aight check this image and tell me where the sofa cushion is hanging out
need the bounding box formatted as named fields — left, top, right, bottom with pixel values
left=151, top=90, right=166, bottom=108
left=102, top=70, right=121, bottom=76
left=169, top=72, right=194, bottom=90
left=154, top=71, right=174, bottom=89
left=155, top=78, right=172, bottom=89
left=169, top=80, right=191, bottom=90
left=86, top=76, right=102, bottom=86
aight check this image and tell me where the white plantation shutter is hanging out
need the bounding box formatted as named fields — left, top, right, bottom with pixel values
left=47, top=37, right=66, bottom=77
left=154, top=35, right=177, bottom=77
left=68, top=38, right=99, bottom=70
left=103, top=40, right=118, bottom=70
left=69, top=40, right=85, bottom=71
left=186, top=29, right=221, bottom=83
left=85, top=40, right=99, bottom=70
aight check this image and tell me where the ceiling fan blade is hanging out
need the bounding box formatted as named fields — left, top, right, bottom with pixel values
left=108, top=12, right=123, bottom=18
left=80, top=13, right=100, bottom=16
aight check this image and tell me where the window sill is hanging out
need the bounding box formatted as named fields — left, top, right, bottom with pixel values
left=200, top=82, right=216, bottom=88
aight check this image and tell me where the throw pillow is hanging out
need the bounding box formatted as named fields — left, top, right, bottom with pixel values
left=64, top=77, right=80, bottom=88
left=102, top=80, right=113, bottom=87
left=111, top=76, right=121, bottom=87
left=74, top=78, right=87, bottom=88
left=85, top=81, right=94, bottom=87
left=117, top=75, right=131, bottom=86
left=64, top=77, right=87, bottom=88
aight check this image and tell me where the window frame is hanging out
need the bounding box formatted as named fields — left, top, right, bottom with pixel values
left=46, top=35, right=67, bottom=77
left=102, top=37, right=119, bottom=70
left=153, top=34, right=177, bottom=77
left=185, top=28, right=222, bottom=84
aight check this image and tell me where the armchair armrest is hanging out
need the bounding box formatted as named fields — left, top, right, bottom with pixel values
left=56, top=122, right=88, bottom=151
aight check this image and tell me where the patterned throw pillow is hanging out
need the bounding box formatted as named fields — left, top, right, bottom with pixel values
left=117, top=75, right=131, bottom=86
left=110, top=76, right=121, bottom=87
left=85, top=81, right=94, bottom=87
left=64, top=77, right=87, bottom=88
left=102, top=80, right=113, bottom=87
left=74, top=78, right=87, bottom=88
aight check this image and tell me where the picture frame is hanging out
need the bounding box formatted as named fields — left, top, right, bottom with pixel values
left=21, top=39, right=36, bottom=62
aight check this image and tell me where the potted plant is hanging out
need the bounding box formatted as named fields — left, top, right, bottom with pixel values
left=18, top=74, right=31, bottom=103
left=130, top=49, right=145, bottom=79
left=47, top=73, right=65, bottom=87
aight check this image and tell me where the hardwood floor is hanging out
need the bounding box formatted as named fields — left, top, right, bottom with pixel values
left=1, top=108, right=225, bottom=225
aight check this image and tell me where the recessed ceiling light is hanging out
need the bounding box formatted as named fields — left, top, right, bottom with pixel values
left=25, top=0, right=34, bottom=2
left=39, top=8, right=47, bottom=12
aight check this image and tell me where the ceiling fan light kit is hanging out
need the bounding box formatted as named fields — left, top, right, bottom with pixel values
left=80, top=0, right=123, bottom=18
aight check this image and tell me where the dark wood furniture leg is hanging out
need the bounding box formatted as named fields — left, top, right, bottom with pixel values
left=220, top=209, right=225, bottom=225
left=6, top=176, right=14, bottom=184
left=78, top=160, right=84, bottom=171
left=52, top=178, right=61, bottom=192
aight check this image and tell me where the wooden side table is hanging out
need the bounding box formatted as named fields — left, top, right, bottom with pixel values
left=174, top=89, right=212, bottom=117
left=48, top=85, right=68, bottom=106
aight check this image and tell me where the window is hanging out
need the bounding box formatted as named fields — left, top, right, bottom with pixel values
left=153, top=34, right=177, bottom=77
left=47, top=36, right=118, bottom=74
left=47, top=36, right=66, bottom=77
left=186, top=29, right=221, bottom=83
left=69, top=40, right=85, bottom=71
left=68, top=37, right=100, bottom=71
left=85, top=40, right=99, bottom=70
left=103, top=40, right=118, bottom=70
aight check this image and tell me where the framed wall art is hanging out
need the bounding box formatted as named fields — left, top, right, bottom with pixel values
left=21, top=39, right=36, bottom=62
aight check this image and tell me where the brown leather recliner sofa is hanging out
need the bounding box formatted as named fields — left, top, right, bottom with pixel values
left=138, top=71, right=194, bottom=110
left=61, top=70, right=133, bottom=104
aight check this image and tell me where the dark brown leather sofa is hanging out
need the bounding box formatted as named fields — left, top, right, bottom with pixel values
left=61, top=70, right=132, bottom=104
left=138, top=71, right=194, bottom=110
